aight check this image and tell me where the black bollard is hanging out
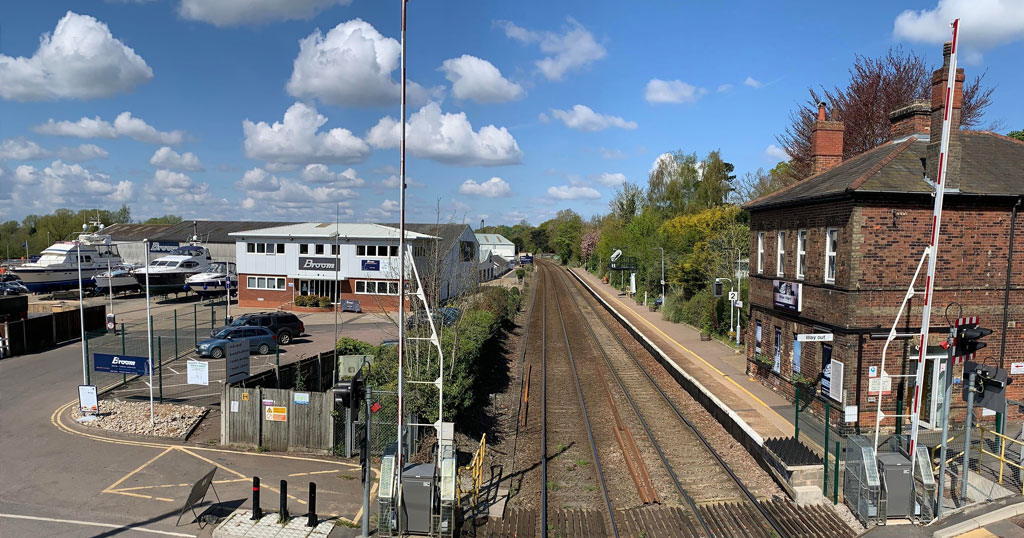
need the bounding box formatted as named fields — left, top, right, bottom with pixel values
left=279, top=480, right=288, bottom=522
left=251, top=477, right=261, bottom=520
left=307, top=482, right=317, bottom=527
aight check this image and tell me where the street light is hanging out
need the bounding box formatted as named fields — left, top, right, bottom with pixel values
left=722, top=247, right=743, bottom=345
left=715, top=277, right=734, bottom=341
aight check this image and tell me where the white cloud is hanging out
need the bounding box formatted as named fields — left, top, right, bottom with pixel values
left=380, top=175, right=423, bottom=189
left=459, top=177, right=512, bottom=198
left=381, top=199, right=399, bottom=211
left=149, top=147, right=203, bottom=171
left=179, top=0, right=351, bottom=26
left=764, top=144, right=790, bottom=161
left=440, top=55, right=524, bottom=103
left=145, top=169, right=214, bottom=207
left=717, top=83, right=733, bottom=93
left=236, top=167, right=280, bottom=192
left=599, top=147, right=624, bottom=159
left=366, top=102, right=522, bottom=166
left=549, top=104, right=637, bottom=132
left=33, top=112, right=185, bottom=145
left=498, top=18, right=605, bottom=81
left=0, top=12, right=152, bottom=101
left=645, top=79, right=705, bottom=104
left=744, top=76, right=763, bottom=89
left=595, top=172, right=626, bottom=186
left=300, top=164, right=365, bottom=187
left=243, top=102, right=370, bottom=166
left=894, top=0, right=1024, bottom=50
left=547, top=185, right=600, bottom=200
left=0, top=137, right=108, bottom=161
left=6, top=160, right=133, bottom=209
left=538, top=112, right=550, bottom=123
left=286, top=19, right=428, bottom=107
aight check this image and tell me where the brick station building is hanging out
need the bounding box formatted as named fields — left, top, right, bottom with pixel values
left=743, top=43, right=1024, bottom=434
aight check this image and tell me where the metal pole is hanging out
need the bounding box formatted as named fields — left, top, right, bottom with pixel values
left=193, top=303, right=198, bottom=346
left=307, top=482, right=317, bottom=527
left=335, top=203, right=340, bottom=350
left=363, top=382, right=371, bottom=538
left=659, top=246, right=665, bottom=299
left=795, top=385, right=800, bottom=440
left=174, top=310, right=178, bottom=359
left=121, top=322, right=126, bottom=385
left=961, top=371, right=977, bottom=501
left=833, top=440, right=840, bottom=504
left=78, top=242, right=88, bottom=385
left=107, top=256, right=113, bottom=329
left=226, top=273, right=231, bottom=322
left=252, top=477, right=261, bottom=520
left=936, top=328, right=955, bottom=517
left=736, top=250, right=742, bottom=345
left=729, top=282, right=734, bottom=341
left=276, top=346, right=281, bottom=389
left=908, top=20, right=961, bottom=480
left=396, top=0, right=408, bottom=527
left=145, top=240, right=154, bottom=425
left=158, top=336, right=163, bottom=404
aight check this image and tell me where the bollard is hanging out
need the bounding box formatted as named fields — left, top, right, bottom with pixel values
left=307, top=482, right=317, bottom=527
left=251, top=477, right=261, bottom=520
left=833, top=440, right=840, bottom=504
left=279, top=480, right=288, bottom=522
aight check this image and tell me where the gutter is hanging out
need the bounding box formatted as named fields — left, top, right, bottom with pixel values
left=999, top=197, right=1021, bottom=370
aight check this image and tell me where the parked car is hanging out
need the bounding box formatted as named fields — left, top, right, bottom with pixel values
left=210, top=311, right=304, bottom=345
left=405, top=307, right=461, bottom=330
left=196, top=326, right=277, bottom=358
left=0, top=281, right=29, bottom=295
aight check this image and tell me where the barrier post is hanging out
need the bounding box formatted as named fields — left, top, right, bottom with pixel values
left=833, top=440, right=840, bottom=504
left=279, top=480, right=289, bottom=522
left=174, top=310, right=178, bottom=359
left=193, top=304, right=198, bottom=346
left=251, top=477, right=261, bottom=520
left=158, top=336, right=163, bottom=404
left=84, top=334, right=90, bottom=385
left=210, top=304, right=215, bottom=329
left=307, top=482, right=317, bottom=527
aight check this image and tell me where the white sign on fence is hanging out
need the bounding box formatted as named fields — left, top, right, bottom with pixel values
left=797, top=333, right=833, bottom=342
left=78, top=385, right=98, bottom=414
left=225, top=340, right=249, bottom=384
left=230, top=401, right=239, bottom=413
left=187, top=360, right=209, bottom=386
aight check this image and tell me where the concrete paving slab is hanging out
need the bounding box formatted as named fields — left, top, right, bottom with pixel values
left=214, top=510, right=334, bottom=538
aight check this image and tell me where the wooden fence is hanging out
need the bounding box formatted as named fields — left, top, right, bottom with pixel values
left=0, top=305, right=106, bottom=357
left=220, top=385, right=335, bottom=454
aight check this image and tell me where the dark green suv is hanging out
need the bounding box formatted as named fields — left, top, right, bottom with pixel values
left=211, top=311, right=304, bottom=345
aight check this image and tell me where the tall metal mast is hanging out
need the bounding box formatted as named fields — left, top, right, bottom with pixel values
left=907, top=19, right=960, bottom=479
left=395, top=0, right=409, bottom=525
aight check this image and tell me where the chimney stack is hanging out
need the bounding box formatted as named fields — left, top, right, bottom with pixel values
left=810, top=102, right=844, bottom=175
left=926, top=41, right=965, bottom=187
left=888, top=100, right=930, bottom=141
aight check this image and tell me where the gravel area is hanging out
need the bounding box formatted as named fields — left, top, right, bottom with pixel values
left=72, top=400, right=206, bottom=438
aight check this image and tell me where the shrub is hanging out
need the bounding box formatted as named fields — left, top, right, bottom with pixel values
left=317, top=296, right=332, bottom=308
left=515, top=268, right=525, bottom=281
left=337, top=337, right=375, bottom=355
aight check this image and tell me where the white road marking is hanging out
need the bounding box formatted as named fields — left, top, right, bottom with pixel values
left=0, top=513, right=195, bottom=536
left=167, top=367, right=180, bottom=375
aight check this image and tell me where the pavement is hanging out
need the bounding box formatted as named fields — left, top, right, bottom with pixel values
left=0, top=297, right=392, bottom=537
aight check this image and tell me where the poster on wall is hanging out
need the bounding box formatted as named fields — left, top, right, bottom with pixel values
left=772, top=280, right=803, bottom=312
left=829, top=359, right=844, bottom=403
left=820, top=344, right=833, bottom=398
left=755, top=321, right=762, bottom=354
left=773, top=327, right=782, bottom=373
left=793, top=338, right=802, bottom=374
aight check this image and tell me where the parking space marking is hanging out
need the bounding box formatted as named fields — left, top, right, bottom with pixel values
left=288, top=469, right=344, bottom=477
left=0, top=514, right=194, bottom=536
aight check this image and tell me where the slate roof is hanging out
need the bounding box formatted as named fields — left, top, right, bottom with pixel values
left=105, top=220, right=297, bottom=243
left=381, top=223, right=471, bottom=252
left=475, top=234, right=514, bottom=246
left=744, top=131, right=1024, bottom=210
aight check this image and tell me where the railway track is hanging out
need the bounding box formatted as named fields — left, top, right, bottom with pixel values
left=489, top=261, right=854, bottom=538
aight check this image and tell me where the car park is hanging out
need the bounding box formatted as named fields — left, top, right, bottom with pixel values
left=196, top=326, right=277, bottom=358
left=211, top=311, right=304, bottom=344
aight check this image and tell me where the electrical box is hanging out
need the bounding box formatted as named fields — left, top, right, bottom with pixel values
left=401, top=463, right=436, bottom=535
left=877, top=452, right=914, bottom=518
left=338, top=354, right=373, bottom=380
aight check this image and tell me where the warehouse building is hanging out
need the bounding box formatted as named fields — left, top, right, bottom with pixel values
left=104, top=220, right=292, bottom=265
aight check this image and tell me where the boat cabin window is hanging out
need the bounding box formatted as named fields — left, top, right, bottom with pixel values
left=180, top=261, right=199, bottom=269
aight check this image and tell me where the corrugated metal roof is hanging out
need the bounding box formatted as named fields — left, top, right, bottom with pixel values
left=105, top=221, right=299, bottom=244
left=230, top=222, right=437, bottom=240
left=475, top=233, right=514, bottom=245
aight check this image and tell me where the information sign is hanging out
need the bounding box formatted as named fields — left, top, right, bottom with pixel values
left=265, top=406, right=287, bottom=421
left=1012, top=362, right=1024, bottom=375
left=94, top=353, right=149, bottom=375
left=186, top=360, right=209, bottom=386
left=225, top=340, right=249, bottom=384
left=294, top=392, right=310, bottom=405
left=78, top=385, right=98, bottom=414
left=361, top=259, right=380, bottom=271
left=845, top=405, right=859, bottom=423
left=796, top=333, right=833, bottom=342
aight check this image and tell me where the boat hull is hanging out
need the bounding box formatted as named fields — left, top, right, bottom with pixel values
left=10, top=267, right=104, bottom=293
left=134, top=271, right=194, bottom=295
left=94, top=275, right=140, bottom=294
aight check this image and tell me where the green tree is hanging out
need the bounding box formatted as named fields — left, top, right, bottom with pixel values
left=695, top=150, right=736, bottom=210
left=609, top=181, right=644, bottom=224
left=144, top=215, right=183, bottom=225
left=1009, top=130, right=1024, bottom=142
left=112, top=203, right=132, bottom=224
left=646, top=150, right=700, bottom=216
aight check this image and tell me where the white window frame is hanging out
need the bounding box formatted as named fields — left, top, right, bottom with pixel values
left=757, top=232, right=764, bottom=273
left=825, top=228, right=838, bottom=284
left=776, top=231, right=785, bottom=277
left=355, top=279, right=399, bottom=295
left=247, top=276, right=286, bottom=291
left=315, top=244, right=324, bottom=255
left=796, top=229, right=807, bottom=280
left=299, top=244, right=308, bottom=255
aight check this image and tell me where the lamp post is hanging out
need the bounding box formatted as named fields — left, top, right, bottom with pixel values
left=723, top=247, right=743, bottom=345
left=144, top=239, right=154, bottom=425
left=77, top=238, right=87, bottom=385
left=657, top=246, right=665, bottom=300
left=715, top=277, right=734, bottom=339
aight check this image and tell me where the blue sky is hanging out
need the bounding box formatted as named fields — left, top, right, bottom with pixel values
left=1, top=0, right=1022, bottom=226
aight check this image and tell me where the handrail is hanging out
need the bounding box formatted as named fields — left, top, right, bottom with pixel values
left=977, top=426, right=1024, bottom=494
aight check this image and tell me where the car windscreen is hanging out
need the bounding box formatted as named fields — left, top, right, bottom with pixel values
left=215, top=329, right=234, bottom=338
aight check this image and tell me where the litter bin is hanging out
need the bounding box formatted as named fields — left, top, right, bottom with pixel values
left=106, top=313, right=116, bottom=332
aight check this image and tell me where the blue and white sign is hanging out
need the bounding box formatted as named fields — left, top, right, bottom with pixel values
left=294, top=392, right=310, bottom=405
left=361, top=259, right=380, bottom=271
left=94, top=353, right=149, bottom=375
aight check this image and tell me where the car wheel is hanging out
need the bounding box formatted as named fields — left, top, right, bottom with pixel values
left=278, top=331, right=292, bottom=345
left=211, top=347, right=224, bottom=359
left=258, top=343, right=270, bottom=355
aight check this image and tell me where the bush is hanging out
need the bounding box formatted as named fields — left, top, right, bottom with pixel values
left=337, top=336, right=375, bottom=355
left=515, top=268, right=525, bottom=281
left=317, top=296, right=332, bottom=308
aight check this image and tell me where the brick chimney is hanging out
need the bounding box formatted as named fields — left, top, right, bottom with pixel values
left=926, top=41, right=965, bottom=188
left=810, top=102, right=844, bottom=175
left=888, top=100, right=930, bottom=141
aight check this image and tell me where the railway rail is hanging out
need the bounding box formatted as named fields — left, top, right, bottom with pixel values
left=488, top=261, right=855, bottom=538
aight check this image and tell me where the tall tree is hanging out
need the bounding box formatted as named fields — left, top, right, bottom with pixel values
left=144, top=215, right=183, bottom=225
left=735, top=161, right=796, bottom=203
left=112, top=203, right=132, bottom=224
left=777, top=46, right=995, bottom=181
left=646, top=150, right=700, bottom=216
left=609, top=181, right=644, bottom=224
left=694, top=150, right=735, bottom=210
left=1009, top=129, right=1024, bottom=142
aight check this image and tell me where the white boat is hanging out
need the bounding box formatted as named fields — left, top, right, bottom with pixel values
left=93, top=264, right=141, bottom=295
left=133, top=223, right=212, bottom=295
left=186, top=261, right=237, bottom=297
left=11, top=221, right=123, bottom=293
